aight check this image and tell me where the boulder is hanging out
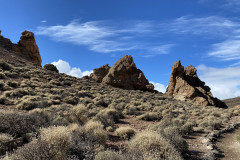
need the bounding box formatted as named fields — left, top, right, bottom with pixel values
left=101, top=55, right=154, bottom=92
left=90, top=64, right=110, bottom=82
left=166, top=60, right=227, bottom=108
left=13, top=31, right=42, bottom=66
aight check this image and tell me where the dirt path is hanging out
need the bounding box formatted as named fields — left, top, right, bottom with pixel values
left=216, top=128, right=240, bottom=160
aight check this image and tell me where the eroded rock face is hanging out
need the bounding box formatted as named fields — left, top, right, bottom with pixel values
left=166, top=60, right=227, bottom=107
left=14, top=31, right=42, bottom=66
left=101, top=55, right=154, bottom=92
left=90, top=64, right=110, bottom=82
left=0, top=35, right=13, bottom=50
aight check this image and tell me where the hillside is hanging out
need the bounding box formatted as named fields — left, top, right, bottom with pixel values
left=223, top=97, right=240, bottom=108
left=0, top=31, right=240, bottom=160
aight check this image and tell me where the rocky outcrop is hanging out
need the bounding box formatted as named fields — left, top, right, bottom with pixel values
left=166, top=60, right=227, bottom=108
left=90, top=64, right=110, bottom=82
left=13, top=31, right=42, bottom=66
left=89, top=55, right=154, bottom=92
left=0, top=34, right=13, bottom=50
left=100, top=55, right=154, bottom=92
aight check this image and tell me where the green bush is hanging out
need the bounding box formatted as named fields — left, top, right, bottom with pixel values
left=43, top=64, right=59, bottom=73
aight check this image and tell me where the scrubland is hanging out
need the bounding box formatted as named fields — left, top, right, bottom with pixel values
left=0, top=50, right=239, bottom=160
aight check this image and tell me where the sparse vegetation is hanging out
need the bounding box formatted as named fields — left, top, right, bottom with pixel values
left=0, top=48, right=239, bottom=160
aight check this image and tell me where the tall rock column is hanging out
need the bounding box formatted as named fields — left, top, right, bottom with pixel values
left=14, top=31, right=42, bottom=66
left=166, top=60, right=227, bottom=108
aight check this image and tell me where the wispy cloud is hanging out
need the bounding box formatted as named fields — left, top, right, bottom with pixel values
left=208, top=39, right=240, bottom=61
left=168, top=16, right=240, bottom=38
left=37, top=17, right=240, bottom=64
left=198, top=64, right=240, bottom=100
left=199, top=0, right=240, bottom=10
left=36, top=20, right=174, bottom=57
left=167, top=16, right=240, bottom=65
left=41, top=20, right=47, bottom=23
left=51, top=59, right=92, bottom=78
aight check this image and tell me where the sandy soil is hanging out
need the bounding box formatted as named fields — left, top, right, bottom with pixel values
left=216, top=128, right=240, bottom=160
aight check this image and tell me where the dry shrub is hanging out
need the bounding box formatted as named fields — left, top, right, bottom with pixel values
left=69, top=124, right=97, bottom=159
left=122, top=105, right=138, bottom=115
left=0, top=110, right=38, bottom=136
left=95, top=151, right=124, bottom=160
left=0, top=96, right=13, bottom=105
left=43, top=64, right=59, bottom=73
left=0, top=82, right=6, bottom=91
left=115, top=126, right=135, bottom=140
left=136, top=112, right=160, bottom=121
left=68, top=104, right=88, bottom=125
left=128, top=130, right=183, bottom=160
left=40, top=126, right=72, bottom=152
left=63, top=96, right=79, bottom=105
left=199, top=118, right=222, bottom=130
left=7, top=81, right=18, bottom=88
left=4, top=89, right=30, bottom=99
left=148, top=119, right=189, bottom=154
left=16, top=96, right=49, bottom=110
left=93, top=108, right=119, bottom=127
left=0, top=61, right=11, bottom=71
left=5, top=140, right=61, bottom=160
left=0, top=133, right=13, bottom=156
left=106, top=126, right=114, bottom=132
left=162, top=126, right=189, bottom=153
left=84, top=121, right=108, bottom=146
left=0, top=72, right=7, bottom=79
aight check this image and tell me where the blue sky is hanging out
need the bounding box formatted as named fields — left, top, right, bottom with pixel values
left=1, top=0, right=240, bottom=99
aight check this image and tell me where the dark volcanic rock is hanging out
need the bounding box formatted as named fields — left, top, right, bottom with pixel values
left=101, top=55, right=154, bottom=92
left=0, top=35, right=13, bottom=50
left=90, top=64, right=110, bottom=82
left=13, top=31, right=42, bottom=66
left=166, top=60, right=227, bottom=108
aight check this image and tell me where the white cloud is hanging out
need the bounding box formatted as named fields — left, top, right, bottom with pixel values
left=35, top=20, right=174, bottom=56
left=41, top=20, right=47, bottom=23
left=168, top=16, right=240, bottom=38
left=143, top=44, right=175, bottom=58
left=150, top=81, right=167, bottom=93
left=208, top=39, right=240, bottom=61
left=197, top=64, right=240, bottom=100
left=51, top=59, right=92, bottom=78
left=168, top=16, right=240, bottom=65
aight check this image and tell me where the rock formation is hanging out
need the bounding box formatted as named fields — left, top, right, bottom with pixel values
left=90, top=55, right=154, bottom=92
left=13, top=31, right=42, bottom=66
left=166, top=60, right=227, bottom=108
left=90, top=64, right=110, bottom=82
left=0, top=34, right=13, bottom=50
